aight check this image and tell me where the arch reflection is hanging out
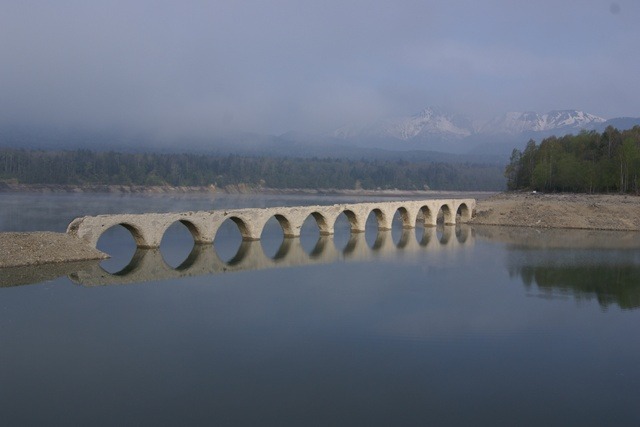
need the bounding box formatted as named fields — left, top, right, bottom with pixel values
left=67, top=224, right=473, bottom=286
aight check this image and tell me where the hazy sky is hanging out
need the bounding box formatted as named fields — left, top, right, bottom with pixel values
left=1, top=0, right=638, bottom=137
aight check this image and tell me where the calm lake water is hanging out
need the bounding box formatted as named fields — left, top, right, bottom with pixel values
left=1, top=192, right=640, bottom=426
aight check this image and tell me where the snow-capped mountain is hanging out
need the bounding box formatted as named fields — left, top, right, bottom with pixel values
left=330, top=108, right=611, bottom=154
left=332, top=107, right=473, bottom=142
left=480, top=110, right=606, bottom=134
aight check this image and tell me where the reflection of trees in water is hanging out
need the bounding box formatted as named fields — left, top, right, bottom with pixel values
left=514, top=265, right=640, bottom=310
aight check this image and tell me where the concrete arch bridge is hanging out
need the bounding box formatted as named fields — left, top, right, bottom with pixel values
left=68, top=198, right=475, bottom=249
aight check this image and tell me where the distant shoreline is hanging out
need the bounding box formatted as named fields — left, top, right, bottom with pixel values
left=0, top=182, right=496, bottom=198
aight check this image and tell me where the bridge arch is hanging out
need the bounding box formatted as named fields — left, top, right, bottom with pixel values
left=159, top=220, right=197, bottom=269
left=394, top=207, right=413, bottom=229
left=437, top=204, right=455, bottom=225
left=226, top=216, right=257, bottom=241
left=366, top=208, right=388, bottom=232
left=260, top=215, right=288, bottom=259
left=337, top=209, right=362, bottom=233
left=114, top=222, right=149, bottom=248
left=418, top=205, right=436, bottom=227
left=96, top=224, right=140, bottom=273
left=175, top=219, right=206, bottom=244
left=310, top=211, right=332, bottom=235
left=455, top=202, right=472, bottom=222
left=272, top=214, right=294, bottom=238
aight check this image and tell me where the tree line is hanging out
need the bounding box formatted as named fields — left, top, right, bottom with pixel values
left=0, top=148, right=505, bottom=191
left=505, top=126, right=640, bottom=193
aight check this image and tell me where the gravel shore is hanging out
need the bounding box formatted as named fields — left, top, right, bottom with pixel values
left=469, top=192, right=640, bottom=231
left=0, top=232, right=107, bottom=268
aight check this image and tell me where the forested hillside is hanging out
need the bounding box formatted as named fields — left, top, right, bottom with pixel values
left=0, top=148, right=505, bottom=191
left=505, top=126, right=640, bottom=193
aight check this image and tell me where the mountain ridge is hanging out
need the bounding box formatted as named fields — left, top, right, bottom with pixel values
left=2, top=109, right=639, bottom=162
left=330, top=108, right=639, bottom=157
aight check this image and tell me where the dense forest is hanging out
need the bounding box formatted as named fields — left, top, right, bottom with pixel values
left=0, top=148, right=505, bottom=191
left=505, top=126, right=640, bottom=193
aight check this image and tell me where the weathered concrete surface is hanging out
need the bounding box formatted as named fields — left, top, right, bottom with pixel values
left=0, top=232, right=108, bottom=268
left=67, top=199, right=476, bottom=248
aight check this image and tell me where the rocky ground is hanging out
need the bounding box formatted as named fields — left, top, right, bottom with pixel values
left=469, top=192, right=640, bottom=231
left=0, top=232, right=107, bottom=268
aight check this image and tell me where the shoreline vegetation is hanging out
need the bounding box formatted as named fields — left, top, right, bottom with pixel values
left=0, top=148, right=504, bottom=191
left=506, top=126, right=640, bottom=193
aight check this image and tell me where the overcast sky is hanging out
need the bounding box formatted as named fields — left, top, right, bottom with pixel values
left=1, top=0, right=638, bottom=138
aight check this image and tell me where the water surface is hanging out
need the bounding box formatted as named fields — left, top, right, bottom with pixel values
left=1, top=193, right=639, bottom=426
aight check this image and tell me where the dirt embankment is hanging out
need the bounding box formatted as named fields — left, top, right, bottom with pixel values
left=469, top=192, right=640, bottom=231
left=0, top=232, right=106, bottom=268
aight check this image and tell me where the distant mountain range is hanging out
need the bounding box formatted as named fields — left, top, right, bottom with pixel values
left=1, top=108, right=639, bottom=164
left=329, top=107, right=636, bottom=157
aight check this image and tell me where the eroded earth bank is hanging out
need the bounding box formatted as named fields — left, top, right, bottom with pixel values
left=470, top=192, right=640, bottom=231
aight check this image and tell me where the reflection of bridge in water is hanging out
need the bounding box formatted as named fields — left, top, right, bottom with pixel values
left=70, top=226, right=474, bottom=286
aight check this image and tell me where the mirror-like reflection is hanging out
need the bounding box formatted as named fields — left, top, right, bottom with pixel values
left=5, top=225, right=640, bottom=312
left=299, top=215, right=321, bottom=255
left=96, top=224, right=137, bottom=273
left=159, top=221, right=196, bottom=268
left=213, top=218, right=244, bottom=262
left=0, top=260, right=100, bottom=288
left=515, top=264, right=640, bottom=309
left=474, top=226, right=640, bottom=310
left=260, top=216, right=286, bottom=259
left=76, top=226, right=472, bottom=286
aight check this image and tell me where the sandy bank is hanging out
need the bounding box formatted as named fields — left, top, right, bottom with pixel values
left=0, top=232, right=107, bottom=268
left=470, top=192, right=640, bottom=231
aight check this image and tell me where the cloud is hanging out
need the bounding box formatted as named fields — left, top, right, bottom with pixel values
left=0, top=0, right=639, bottom=141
